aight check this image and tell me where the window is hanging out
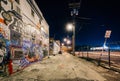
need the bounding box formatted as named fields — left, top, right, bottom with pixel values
left=31, top=9, right=34, bottom=17
left=15, top=0, right=20, bottom=4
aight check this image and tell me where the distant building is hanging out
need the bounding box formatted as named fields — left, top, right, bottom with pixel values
left=49, top=38, right=60, bottom=55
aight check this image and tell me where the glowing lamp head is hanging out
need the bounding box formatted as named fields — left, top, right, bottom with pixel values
left=66, top=23, right=73, bottom=31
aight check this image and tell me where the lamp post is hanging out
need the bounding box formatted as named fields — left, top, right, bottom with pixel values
left=66, top=12, right=78, bottom=55
left=72, top=23, right=75, bottom=55
left=66, top=23, right=75, bottom=55
left=68, top=2, right=80, bottom=55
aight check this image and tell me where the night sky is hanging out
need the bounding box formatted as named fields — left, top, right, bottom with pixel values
left=35, top=0, right=120, bottom=46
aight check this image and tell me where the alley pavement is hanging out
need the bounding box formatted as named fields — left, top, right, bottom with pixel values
left=1, top=52, right=107, bottom=81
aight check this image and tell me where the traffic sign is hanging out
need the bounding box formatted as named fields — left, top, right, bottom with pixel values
left=105, top=30, right=111, bottom=38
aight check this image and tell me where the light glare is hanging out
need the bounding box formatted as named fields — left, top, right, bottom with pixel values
left=66, top=23, right=73, bottom=31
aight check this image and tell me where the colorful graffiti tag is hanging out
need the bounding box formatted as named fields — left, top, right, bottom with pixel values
left=0, top=0, right=46, bottom=74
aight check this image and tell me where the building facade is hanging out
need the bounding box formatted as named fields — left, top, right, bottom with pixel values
left=49, top=38, right=60, bottom=55
left=0, top=0, right=49, bottom=74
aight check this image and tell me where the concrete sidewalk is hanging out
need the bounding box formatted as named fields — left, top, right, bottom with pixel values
left=1, top=52, right=106, bottom=81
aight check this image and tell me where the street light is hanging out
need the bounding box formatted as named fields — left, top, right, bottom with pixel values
left=63, top=37, right=71, bottom=45
left=61, top=43, right=64, bottom=46
left=66, top=23, right=75, bottom=55
left=63, top=38, right=67, bottom=42
left=66, top=39, right=71, bottom=45
left=66, top=23, right=73, bottom=31
left=68, top=2, right=79, bottom=55
left=63, top=37, right=72, bottom=53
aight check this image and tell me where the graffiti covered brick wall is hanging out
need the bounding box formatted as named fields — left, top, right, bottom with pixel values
left=0, top=0, right=49, bottom=74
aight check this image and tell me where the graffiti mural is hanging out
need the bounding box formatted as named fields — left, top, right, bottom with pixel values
left=0, top=0, right=23, bottom=73
left=0, top=39, right=6, bottom=64
left=0, top=0, right=23, bottom=45
left=0, top=0, right=12, bottom=25
left=22, top=39, right=43, bottom=63
left=0, top=0, right=48, bottom=74
left=0, top=22, right=10, bottom=39
left=9, top=16, right=23, bottom=45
